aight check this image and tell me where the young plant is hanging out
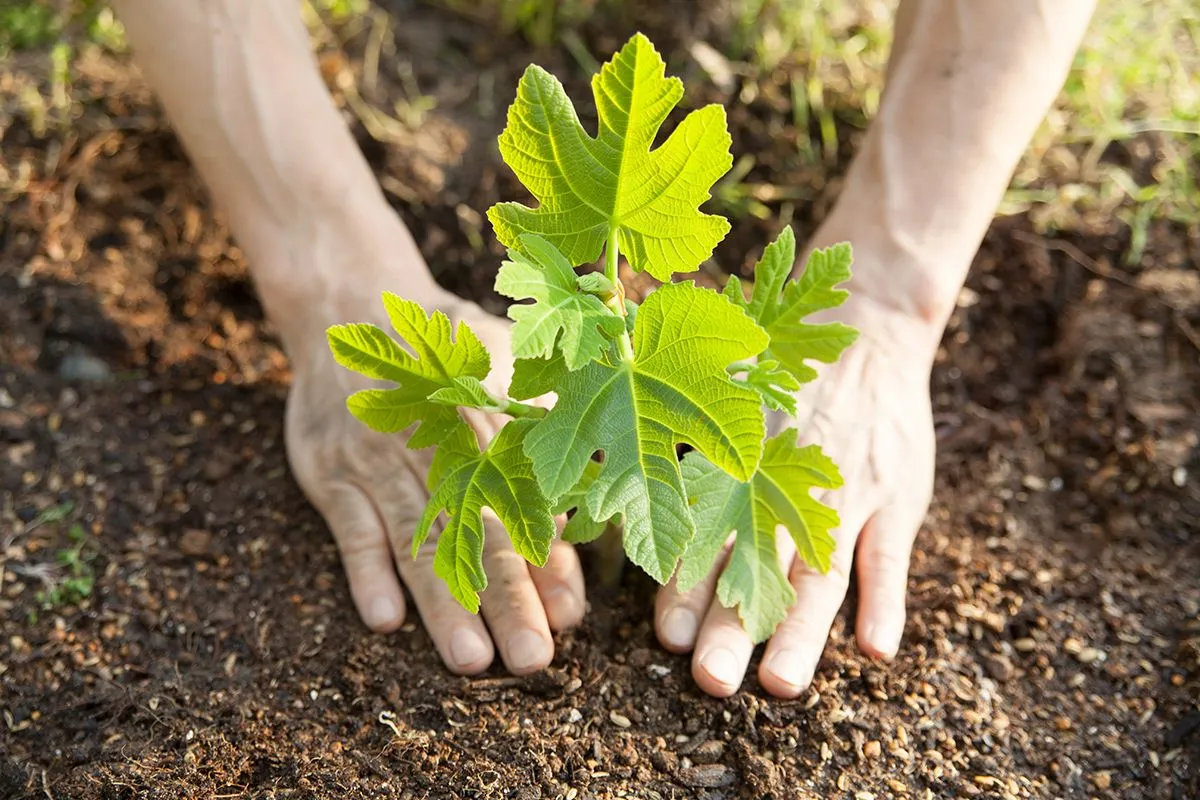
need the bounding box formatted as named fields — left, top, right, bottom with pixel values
left=328, top=33, right=859, bottom=642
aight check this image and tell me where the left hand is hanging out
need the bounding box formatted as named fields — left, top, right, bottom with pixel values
left=653, top=292, right=940, bottom=698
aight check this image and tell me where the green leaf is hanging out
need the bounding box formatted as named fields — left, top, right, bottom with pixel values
left=576, top=272, right=615, bottom=297
left=524, top=282, right=768, bottom=581
left=487, top=32, right=733, bottom=281
left=509, top=353, right=568, bottom=401
left=552, top=459, right=616, bottom=544
left=414, top=419, right=556, bottom=613
left=428, top=376, right=494, bottom=410
left=679, top=429, right=843, bottom=642
left=730, top=359, right=801, bottom=415
left=724, top=228, right=859, bottom=383
left=327, top=293, right=491, bottom=447
left=495, top=234, right=625, bottom=369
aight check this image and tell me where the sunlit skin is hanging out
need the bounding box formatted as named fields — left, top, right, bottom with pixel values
left=109, top=0, right=1096, bottom=696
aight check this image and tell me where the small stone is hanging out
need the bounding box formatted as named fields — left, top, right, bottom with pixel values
left=1055, top=716, right=1072, bottom=731
left=566, top=708, right=583, bottom=724
left=564, top=677, right=582, bottom=694
left=58, top=352, right=112, bottom=383
left=1077, top=647, right=1104, bottom=664
left=1063, top=638, right=1083, bottom=655
left=887, top=779, right=907, bottom=793
left=984, top=654, right=1015, bottom=682
left=609, top=710, right=631, bottom=728
left=179, top=529, right=212, bottom=557
left=1093, top=771, right=1112, bottom=790
left=863, top=740, right=881, bottom=758
left=678, top=764, right=735, bottom=789
left=1013, top=638, right=1037, bottom=652
left=691, top=740, right=725, bottom=764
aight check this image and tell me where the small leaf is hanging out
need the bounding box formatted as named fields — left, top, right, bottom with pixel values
left=327, top=293, right=491, bottom=447
left=576, top=272, right=615, bottom=297
left=731, top=359, right=800, bottom=415
left=726, top=228, right=859, bottom=383
left=509, top=353, right=568, bottom=400
left=553, top=460, right=616, bottom=544
left=428, top=377, right=495, bottom=410
left=495, top=234, right=625, bottom=369
left=415, top=419, right=556, bottom=613
left=488, top=33, right=733, bottom=281
left=679, top=429, right=842, bottom=642
left=524, top=282, right=769, bottom=582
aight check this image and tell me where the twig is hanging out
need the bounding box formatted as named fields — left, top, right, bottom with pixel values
left=1012, top=229, right=1137, bottom=287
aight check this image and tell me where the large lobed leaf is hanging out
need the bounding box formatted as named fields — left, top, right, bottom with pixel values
left=413, top=419, right=556, bottom=613
left=679, top=429, right=843, bottom=642
left=487, top=33, right=733, bottom=281
left=724, top=227, right=860, bottom=384
left=326, top=293, right=491, bottom=448
left=495, top=234, right=625, bottom=369
left=524, top=282, right=769, bottom=582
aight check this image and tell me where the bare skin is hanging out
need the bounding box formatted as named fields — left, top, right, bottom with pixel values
left=654, top=0, right=1097, bottom=697
left=109, top=0, right=1095, bottom=694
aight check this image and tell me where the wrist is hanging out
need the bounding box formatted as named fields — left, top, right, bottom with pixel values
left=800, top=135, right=977, bottom=340
left=244, top=201, right=445, bottom=367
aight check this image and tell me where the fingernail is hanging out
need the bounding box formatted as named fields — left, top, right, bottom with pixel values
left=506, top=629, right=550, bottom=672
left=367, top=596, right=399, bottom=629
left=766, top=648, right=814, bottom=693
left=863, top=620, right=902, bottom=660
left=661, top=608, right=698, bottom=649
left=699, top=647, right=742, bottom=689
left=449, top=627, right=490, bottom=669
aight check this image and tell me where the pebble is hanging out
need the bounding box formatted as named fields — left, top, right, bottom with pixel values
left=566, top=708, right=582, bottom=724
left=179, top=529, right=212, bottom=557
left=678, top=764, right=735, bottom=789
left=1013, top=638, right=1037, bottom=652
left=863, top=740, right=881, bottom=759
left=564, top=677, right=582, bottom=694
left=1093, top=771, right=1112, bottom=790
left=1076, top=647, right=1105, bottom=664
left=58, top=352, right=112, bottom=383
left=609, top=711, right=631, bottom=728
left=984, top=654, right=1015, bottom=682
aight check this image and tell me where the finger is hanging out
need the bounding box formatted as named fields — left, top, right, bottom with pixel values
left=478, top=514, right=556, bottom=675
left=692, top=531, right=795, bottom=698
left=527, top=538, right=586, bottom=632
left=319, top=482, right=407, bottom=633
left=381, top=473, right=496, bottom=676
left=758, top=519, right=860, bottom=699
left=854, top=502, right=924, bottom=660
left=654, top=535, right=732, bottom=653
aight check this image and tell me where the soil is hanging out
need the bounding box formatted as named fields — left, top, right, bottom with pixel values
left=2, top=3, right=1199, bottom=798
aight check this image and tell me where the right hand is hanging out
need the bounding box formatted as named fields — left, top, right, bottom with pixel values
left=278, top=242, right=586, bottom=676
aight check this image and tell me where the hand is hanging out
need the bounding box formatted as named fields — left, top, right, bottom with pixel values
left=653, top=292, right=939, bottom=698
left=281, top=256, right=585, bottom=676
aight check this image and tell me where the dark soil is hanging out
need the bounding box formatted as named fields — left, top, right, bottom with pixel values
left=2, top=3, right=1199, bottom=798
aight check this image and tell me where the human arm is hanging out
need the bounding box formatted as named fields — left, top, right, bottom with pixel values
left=107, top=0, right=585, bottom=675
left=656, top=0, right=1097, bottom=697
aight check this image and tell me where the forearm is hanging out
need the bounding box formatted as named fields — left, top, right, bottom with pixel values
left=809, top=0, right=1096, bottom=335
left=109, top=0, right=434, bottom=351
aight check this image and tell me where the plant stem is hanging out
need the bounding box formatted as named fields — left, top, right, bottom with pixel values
left=604, top=227, right=636, bottom=363
left=482, top=387, right=547, bottom=419
left=604, top=227, right=620, bottom=286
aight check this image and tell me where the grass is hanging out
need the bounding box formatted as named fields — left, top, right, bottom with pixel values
left=717, top=0, right=1199, bottom=263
